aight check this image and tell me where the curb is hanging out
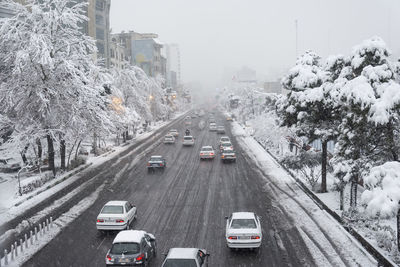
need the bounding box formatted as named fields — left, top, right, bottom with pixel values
left=255, top=139, right=395, bottom=267
left=14, top=163, right=93, bottom=207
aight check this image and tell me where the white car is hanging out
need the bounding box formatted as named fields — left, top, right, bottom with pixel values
left=217, top=126, right=225, bottom=134
left=219, top=136, right=230, bottom=144
left=164, top=134, right=175, bottom=144
left=96, top=201, right=137, bottom=231
left=225, top=212, right=262, bottom=249
left=209, top=123, right=217, bottom=131
left=169, top=129, right=179, bottom=137
left=199, top=146, right=216, bottom=160
left=161, top=248, right=209, bottom=267
left=220, top=142, right=233, bottom=152
left=182, top=135, right=195, bottom=146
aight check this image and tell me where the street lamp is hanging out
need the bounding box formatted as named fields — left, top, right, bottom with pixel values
left=149, top=95, right=154, bottom=101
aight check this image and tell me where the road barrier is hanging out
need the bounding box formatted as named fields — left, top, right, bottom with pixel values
left=0, top=217, right=53, bottom=266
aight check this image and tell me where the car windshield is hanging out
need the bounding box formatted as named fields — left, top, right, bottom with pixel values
left=151, top=157, right=162, bottom=161
left=222, top=143, right=232, bottom=147
left=230, top=219, right=257, bottom=229
left=110, top=243, right=140, bottom=255
left=221, top=138, right=229, bottom=142
left=101, top=205, right=123, bottom=214
left=163, top=259, right=198, bottom=267
left=184, top=137, right=193, bottom=140
left=223, top=149, right=234, bottom=153
left=202, top=147, right=212, bottom=151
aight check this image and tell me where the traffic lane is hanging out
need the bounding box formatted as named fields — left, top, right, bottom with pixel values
left=23, top=116, right=314, bottom=266
left=21, top=117, right=206, bottom=267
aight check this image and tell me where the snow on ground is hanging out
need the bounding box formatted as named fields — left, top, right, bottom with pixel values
left=1, top=182, right=105, bottom=267
left=232, top=121, right=378, bottom=266
left=0, top=112, right=186, bottom=227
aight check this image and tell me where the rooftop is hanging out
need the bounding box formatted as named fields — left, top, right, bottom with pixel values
left=231, top=212, right=256, bottom=219
left=167, top=248, right=204, bottom=259
left=113, top=230, right=146, bottom=244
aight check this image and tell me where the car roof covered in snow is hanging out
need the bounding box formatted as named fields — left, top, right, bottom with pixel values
left=167, top=248, right=204, bottom=259
left=104, top=200, right=127, bottom=206
left=113, top=230, right=146, bottom=244
left=231, top=212, right=256, bottom=219
left=150, top=155, right=163, bottom=158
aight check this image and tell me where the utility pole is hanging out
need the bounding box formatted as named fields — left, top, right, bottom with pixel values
left=295, top=19, right=298, bottom=59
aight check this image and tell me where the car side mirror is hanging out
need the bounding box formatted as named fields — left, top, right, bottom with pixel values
left=224, top=216, right=228, bottom=220
left=206, top=253, right=210, bottom=256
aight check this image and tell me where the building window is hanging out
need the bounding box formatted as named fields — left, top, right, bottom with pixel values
left=96, top=28, right=105, bottom=40
left=96, top=14, right=104, bottom=26
left=97, top=41, right=105, bottom=56
left=96, top=0, right=104, bottom=11
left=110, top=48, right=114, bottom=58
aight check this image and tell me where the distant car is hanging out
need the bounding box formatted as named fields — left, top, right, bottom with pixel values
left=225, top=212, right=262, bottom=249
left=169, top=129, right=179, bottom=137
left=221, top=149, right=236, bottom=163
left=191, top=114, right=197, bottom=118
left=106, top=230, right=157, bottom=266
left=217, top=126, right=225, bottom=134
left=209, top=123, right=217, bottom=131
left=199, top=146, right=216, bottom=160
left=164, top=134, right=175, bottom=144
left=0, top=158, right=21, bottom=172
left=219, top=136, right=230, bottom=144
left=209, top=118, right=216, bottom=123
left=182, top=136, right=195, bottom=146
left=96, top=201, right=137, bottom=231
left=147, top=156, right=166, bottom=171
left=220, top=142, right=233, bottom=152
left=161, top=248, right=209, bottom=267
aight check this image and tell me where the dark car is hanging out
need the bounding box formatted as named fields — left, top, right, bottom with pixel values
left=147, top=155, right=166, bottom=172
left=106, top=230, right=157, bottom=266
left=221, top=149, right=236, bottom=163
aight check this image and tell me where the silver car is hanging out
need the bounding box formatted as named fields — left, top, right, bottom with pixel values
left=161, top=248, right=209, bottom=267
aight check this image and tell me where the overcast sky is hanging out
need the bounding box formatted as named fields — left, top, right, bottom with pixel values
left=110, top=0, right=400, bottom=89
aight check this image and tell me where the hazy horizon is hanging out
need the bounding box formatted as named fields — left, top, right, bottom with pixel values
left=110, top=0, right=400, bottom=90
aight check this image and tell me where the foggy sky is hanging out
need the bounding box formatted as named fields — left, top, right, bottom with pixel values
left=110, top=0, right=400, bottom=89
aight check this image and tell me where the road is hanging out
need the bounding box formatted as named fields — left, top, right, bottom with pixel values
left=22, top=112, right=372, bottom=267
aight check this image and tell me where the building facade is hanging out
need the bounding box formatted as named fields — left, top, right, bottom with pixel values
left=110, top=40, right=128, bottom=70
left=165, top=44, right=181, bottom=89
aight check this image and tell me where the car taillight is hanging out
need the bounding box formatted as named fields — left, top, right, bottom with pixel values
left=221, top=155, right=225, bottom=158
left=200, top=153, right=204, bottom=155
left=228, top=236, right=237, bottom=240
left=136, top=253, right=144, bottom=261
left=116, top=219, right=124, bottom=223
left=97, top=219, right=104, bottom=223
left=251, top=236, right=260, bottom=239
left=159, top=163, right=163, bottom=166
left=147, top=163, right=150, bottom=166
left=210, top=153, right=214, bottom=155
left=106, top=255, right=112, bottom=261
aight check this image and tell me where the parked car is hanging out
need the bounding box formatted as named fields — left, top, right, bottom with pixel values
left=209, top=123, right=217, bottom=131
left=147, top=156, right=166, bottom=171
left=199, top=146, right=216, bottom=160
left=164, top=134, right=175, bottom=144
left=221, top=149, right=236, bottom=163
left=161, top=248, right=209, bottom=267
left=169, top=129, right=179, bottom=137
left=217, top=126, right=225, bottom=134
left=220, top=142, right=233, bottom=152
left=106, top=230, right=157, bottom=266
left=219, top=136, right=230, bottom=144
left=182, top=136, right=195, bottom=146
left=225, top=212, right=262, bottom=249
left=96, top=201, right=137, bottom=231
left=0, top=158, right=21, bottom=172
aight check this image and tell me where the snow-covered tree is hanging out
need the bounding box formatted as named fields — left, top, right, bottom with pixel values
left=0, top=0, right=114, bottom=175
left=279, top=51, right=336, bottom=192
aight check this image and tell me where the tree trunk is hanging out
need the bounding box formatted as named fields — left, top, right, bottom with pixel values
left=75, top=139, right=82, bottom=160
left=67, top=139, right=77, bottom=169
left=37, top=138, right=42, bottom=162
left=350, top=175, right=358, bottom=209
left=92, top=131, right=98, bottom=156
left=340, top=187, right=344, bottom=210
left=47, top=134, right=56, bottom=177
left=60, top=134, right=66, bottom=171
left=320, top=140, right=328, bottom=193
left=20, top=144, right=29, bottom=165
